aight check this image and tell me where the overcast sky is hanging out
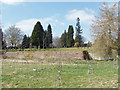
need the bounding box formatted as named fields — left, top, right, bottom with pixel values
left=1, top=0, right=117, bottom=43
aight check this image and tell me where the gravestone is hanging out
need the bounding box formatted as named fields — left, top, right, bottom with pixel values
left=82, top=51, right=92, bottom=60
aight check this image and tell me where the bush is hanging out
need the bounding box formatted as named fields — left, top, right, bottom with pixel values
left=74, top=42, right=79, bottom=47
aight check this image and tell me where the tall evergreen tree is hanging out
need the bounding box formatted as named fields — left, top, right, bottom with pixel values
left=0, top=28, right=3, bottom=50
left=46, top=24, right=52, bottom=48
left=43, top=30, right=47, bottom=49
left=66, top=25, right=74, bottom=47
left=22, top=34, right=30, bottom=49
left=27, top=36, right=30, bottom=48
left=30, top=21, right=44, bottom=48
left=60, top=30, right=67, bottom=47
left=22, top=34, right=27, bottom=49
left=75, top=17, right=83, bottom=47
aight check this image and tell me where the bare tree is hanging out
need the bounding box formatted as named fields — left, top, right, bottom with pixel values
left=118, top=1, right=120, bottom=58
left=4, top=25, right=23, bottom=48
left=91, top=3, right=118, bottom=59
left=53, top=37, right=62, bottom=48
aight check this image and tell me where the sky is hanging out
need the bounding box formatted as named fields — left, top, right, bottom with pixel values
left=1, top=0, right=118, bottom=43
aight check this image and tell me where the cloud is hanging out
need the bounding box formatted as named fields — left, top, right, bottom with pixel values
left=15, top=17, right=65, bottom=36
left=16, top=18, right=38, bottom=35
left=65, top=8, right=95, bottom=25
left=1, top=0, right=25, bottom=5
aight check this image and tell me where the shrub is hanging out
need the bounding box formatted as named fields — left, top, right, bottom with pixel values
left=74, top=42, right=79, bottom=47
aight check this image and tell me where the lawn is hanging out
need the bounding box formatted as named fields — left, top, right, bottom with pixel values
left=2, top=59, right=118, bottom=88
left=2, top=47, right=91, bottom=52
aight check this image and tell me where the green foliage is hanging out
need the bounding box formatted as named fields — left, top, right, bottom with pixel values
left=66, top=25, right=74, bottom=47
left=60, top=30, right=67, bottom=47
left=0, top=28, right=3, bottom=50
left=46, top=24, right=52, bottom=48
left=74, top=42, right=79, bottom=47
left=22, top=34, right=30, bottom=49
left=75, top=17, right=84, bottom=46
left=30, top=21, right=44, bottom=48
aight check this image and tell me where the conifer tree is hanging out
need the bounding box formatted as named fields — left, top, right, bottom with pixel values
left=46, top=24, right=52, bottom=48
left=30, top=21, right=44, bottom=48
left=60, top=30, right=67, bottom=47
left=27, top=36, right=30, bottom=48
left=43, top=30, right=47, bottom=49
left=66, top=25, right=74, bottom=47
left=75, top=17, right=83, bottom=47
left=22, top=34, right=27, bottom=49
left=22, top=35, right=30, bottom=49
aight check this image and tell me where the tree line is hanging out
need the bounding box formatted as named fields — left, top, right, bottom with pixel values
left=23, top=21, right=53, bottom=49
left=2, top=17, right=86, bottom=50
left=1, top=2, right=119, bottom=60
left=60, top=17, right=84, bottom=48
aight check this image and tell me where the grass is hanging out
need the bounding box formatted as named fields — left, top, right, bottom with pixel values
left=3, top=47, right=91, bottom=52
left=2, top=60, right=118, bottom=88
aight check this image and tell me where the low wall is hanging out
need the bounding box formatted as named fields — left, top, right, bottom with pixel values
left=4, top=50, right=92, bottom=60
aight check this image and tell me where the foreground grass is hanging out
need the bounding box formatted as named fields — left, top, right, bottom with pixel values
left=2, top=60, right=118, bottom=88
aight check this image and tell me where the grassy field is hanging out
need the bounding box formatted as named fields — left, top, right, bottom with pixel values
left=2, top=59, right=118, bottom=88
left=1, top=47, right=91, bottom=52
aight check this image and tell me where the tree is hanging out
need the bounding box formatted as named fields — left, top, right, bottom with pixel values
left=22, top=34, right=27, bottom=49
left=91, top=3, right=118, bottom=59
left=53, top=37, right=62, bottom=48
left=46, top=24, right=52, bottom=48
left=2, top=40, right=7, bottom=49
left=118, top=1, right=120, bottom=58
left=30, top=21, right=44, bottom=48
left=27, top=36, right=30, bottom=48
left=75, top=17, right=83, bottom=47
left=87, top=41, right=92, bottom=47
left=43, top=30, right=47, bottom=49
left=0, top=28, right=3, bottom=50
left=4, top=25, right=23, bottom=48
left=66, top=25, right=74, bottom=47
left=60, top=30, right=67, bottom=47
left=22, top=34, right=30, bottom=49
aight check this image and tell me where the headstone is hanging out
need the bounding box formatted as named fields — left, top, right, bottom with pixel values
left=82, top=51, right=92, bottom=60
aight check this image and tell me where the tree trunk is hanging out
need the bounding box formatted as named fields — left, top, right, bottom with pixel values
left=108, top=29, right=112, bottom=59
